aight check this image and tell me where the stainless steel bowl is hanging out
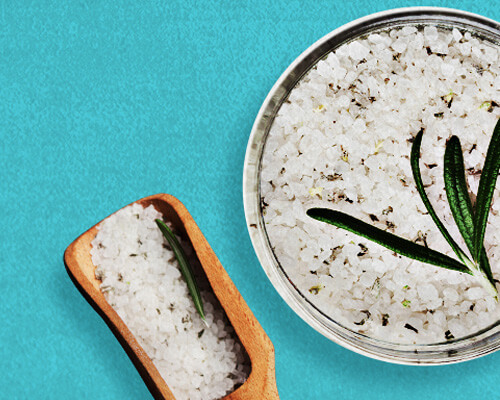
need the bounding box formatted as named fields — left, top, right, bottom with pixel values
left=243, top=7, right=500, bottom=365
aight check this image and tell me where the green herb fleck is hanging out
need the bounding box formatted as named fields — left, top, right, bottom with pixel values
left=382, top=206, right=393, bottom=215
left=404, top=323, right=418, bottom=333
left=444, top=91, right=455, bottom=103
left=402, top=300, right=411, bottom=308
left=313, top=104, right=325, bottom=113
left=309, top=285, right=323, bottom=295
left=309, top=187, right=324, bottom=199
left=374, top=140, right=384, bottom=154
left=371, top=277, right=381, bottom=297
left=341, top=146, right=349, bottom=162
left=480, top=101, right=492, bottom=110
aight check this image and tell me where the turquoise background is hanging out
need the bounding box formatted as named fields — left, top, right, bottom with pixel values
left=2, top=1, right=499, bottom=399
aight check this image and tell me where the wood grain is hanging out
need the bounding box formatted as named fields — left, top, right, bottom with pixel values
left=64, top=193, right=279, bottom=400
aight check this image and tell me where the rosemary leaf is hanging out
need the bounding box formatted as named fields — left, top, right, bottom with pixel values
left=306, top=208, right=471, bottom=274
left=155, top=219, right=207, bottom=324
left=473, top=118, right=500, bottom=261
left=444, top=136, right=494, bottom=283
left=410, top=130, right=470, bottom=264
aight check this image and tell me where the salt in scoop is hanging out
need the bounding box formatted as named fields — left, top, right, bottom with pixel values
left=64, top=193, right=280, bottom=400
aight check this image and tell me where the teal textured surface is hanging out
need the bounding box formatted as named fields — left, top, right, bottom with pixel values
left=1, top=1, right=499, bottom=399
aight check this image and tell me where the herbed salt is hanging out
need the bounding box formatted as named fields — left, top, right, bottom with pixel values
left=261, top=26, right=500, bottom=344
left=91, top=203, right=250, bottom=400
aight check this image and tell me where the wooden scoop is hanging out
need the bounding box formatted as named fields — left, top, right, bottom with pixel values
left=64, top=193, right=279, bottom=400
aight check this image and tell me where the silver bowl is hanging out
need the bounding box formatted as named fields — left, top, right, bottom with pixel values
left=243, top=7, right=500, bottom=365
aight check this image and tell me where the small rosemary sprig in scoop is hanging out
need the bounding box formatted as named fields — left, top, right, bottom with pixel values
left=155, top=219, right=208, bottom=325
left=307, top=118, right=500, bottom=299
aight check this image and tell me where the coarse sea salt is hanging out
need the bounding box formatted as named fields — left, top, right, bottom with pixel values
left=261, top=26, right=500, bottom=344
left=91, top=204, right=250, bottom=400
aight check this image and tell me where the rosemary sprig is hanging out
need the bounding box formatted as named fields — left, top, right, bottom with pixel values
left=410, top=130, right=469, bottom=265
left=306, top=208, right=471, bottom=274
left=444, top=136, right=494, bottom=283
left=155, top=219, right=207, bottom=325
left=473, top=119, right=500, bottom=261
left=443, top=136, right=477, bottom=258
left=307, top=118, right=500, bottom=299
